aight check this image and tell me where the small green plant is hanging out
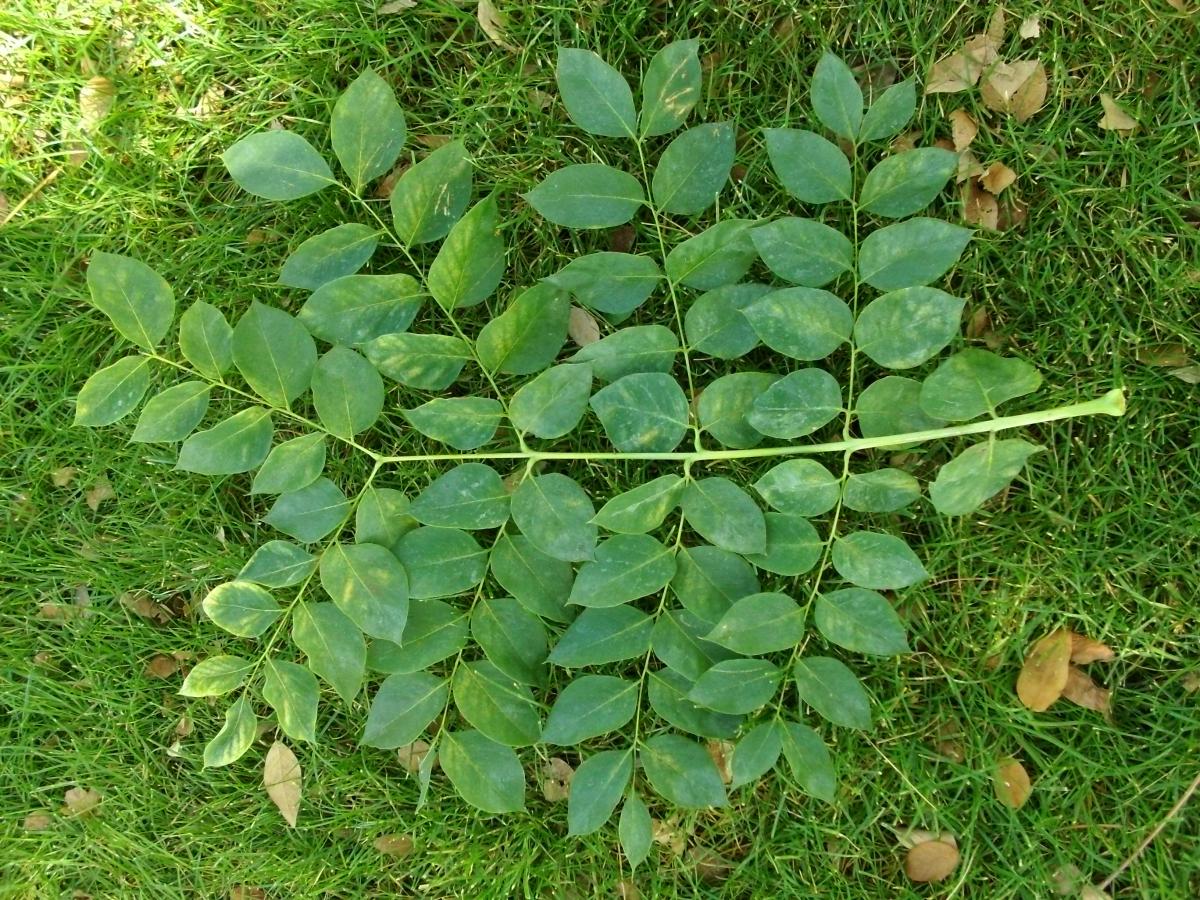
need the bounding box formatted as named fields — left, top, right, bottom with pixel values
left=75, top=44, right=1123, bottom=860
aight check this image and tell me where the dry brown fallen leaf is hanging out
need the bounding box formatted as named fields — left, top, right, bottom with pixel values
left=689, top=845, right=734, bottom=882
left=24, top=811, right=53, bottom=831
left=957, top=149, right=986, bottom=184
left=374, top=833, right=415, bottom=856
left=985, top=6, right=1007, bottom=45
left=981, top=161, right=1017, bottom=194
left=980, top=60, right=1048, bottom=121
left=962, top=178, right=1000, bottom=229
left=1136, top=343, right=1191, bottom=368
left=62, top=786, right=101, bottom=817
left=396, top=739, right=431, bottom=773
left=994, top=757, right=1033, bottom=809
left=263, top=740, right=301, bottom=827
left=51, top=466, right=78, bottom=487
left=1017, top=628, right=1072, bottom=711
left=84, top=479, right=115, bottom=511
left=1079, top=887, right=1113, bottom=900
left=568, top=306, right=600, bottom=347
left=378, top=0, right=417, bottom=11
left=477, top=0, right=517, bottom=52
left=706, top=739, right=734, bottom=785
left=1069, top=631, right=1115, bottom=664
left=230, top=887, right=266, bottom=900
left=905, top=839, right=961, bottom=883
left=926, top=34, right=1000, bottom=94
left=616, top=880, right=639, bottom=900
left=948, top=109, right=979, bottom=152
left=79, top=75, right=115, bottom=133
left=1062, top=666, right=1111, bottom=717
left=542, top=757, right=573, bottom=802
left=120, top=591, right=174, bottom=623
left=145, top=654, right=178, bottom=679
left=1098, top=94, right=1138, bottom=133
left=1019, top=15, right=1041, bottom=39
left=652, top=816, right=688, bottom=856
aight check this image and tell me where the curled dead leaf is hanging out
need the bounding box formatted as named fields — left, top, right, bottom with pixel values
left=985, top=7, right=1007, bottom=46
left=1069, top=631, right=1115, bottom=664
left=79, top=75, right=115, bottom=133
left=1017, top=628, right=1072, bottom=711
left=980, top=60, right=1048, bottom=122
left=652, top=817, right=688, bottom=856
left=84, top=479, right=115, bottom=511
left=397, top=739, right=431, bottom=773
left=926, top=34, right=1000, bottom=94
left=891, top=130, right=921, bottom=154
left=120, top=591, right=174, bottom=623
left=542, top=756, right=574, bottom=802
left=477, top=0, right=517, bottom=52
left=957, top=149, right=986, bottom=184
left=1019, top=15, right=1041, bottom=39
left=568, top=306, right=600, bottom=347
left=51, top=466, right=78, bottom=487
left=374, top=833, right=415, bottom=856
left=689, top=845, right=734, bottom=882
left=1061, top=666, right=1111, bottom=718
left=144, top=654, right=178, bottom=679
left=994, top=757, right=1033, bottom=809
left=948, top=109, right=979, bottom=152
left=905, top=839, right=961, bottom=883
left=62, top=786, right=101, bottom=817
left=378, top=0, right=417, bottom=11
left=1098, top=94, right=1138, bottom=133
left=961, top=178, right=999, bottom=229
left=23, top=811, right=53, bottom=831
left=706, top=739, right=734, bottom=785
left=980, top=161, right=1017, bottom=195
left=263, top=740, right=301, bottom=827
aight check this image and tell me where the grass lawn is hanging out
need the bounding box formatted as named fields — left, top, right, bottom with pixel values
left=2, top=1, right=1198, bottom=896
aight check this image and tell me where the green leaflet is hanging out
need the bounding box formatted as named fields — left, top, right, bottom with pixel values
left=178, top=301, right=232, bottom=379
left=475, top=282, right=569, bottom=375
left=815, top=588, right=910, bottom=656
left=131, top=381, right=210, bottom=443
left=452, top=660, right=541, bottom=746
left=471, top=597, right=547, bottom=685
left=542, top=675, right=638, bottom=744
left=688, top=658, right=781, bottom=714
left=640, top=734, right=728, bottom=808
left=404, top=397, right=503, bottom=450
left=238, top=540, right=317, bottom=588
left=362, top=332, right=471, bottom=391
left=356, top=486, right=417, bottom=550
left=664, top=219, right=758, bottom=290
left=250, top=433, right=326, bottom=495
left=697, top=372, right=776, bottom=449
left=409, top=463, right=510, bottom=530
left=919, top=349, right=1043, bottom=421
left=548, top=605, right=653, bottom=668
left=439, top=730, right=525, bottom=814
left=263, top=477, right=351, bottom=543
left=855, top=375, right=947, bottom=441
left=524, top=164, right=644, bottom=229
left=394, top=527, right=487, bottom=599
left=929, top=438, right=1042, bottom=516
left=489, top=534, right=574, bottom=623
left=546, top=252, right=661, bottom=317
left=746, top=368, right=842, bottom=439
left=853, top=287, right=965, bottom=370
left=427, top=194, right=505, bottom=310
left=647, top=668, right=743, bottom=738
left=842, top=468, right=921, bottom=513
left=367, top=599, right=468, bottom=674
left=859, top=148, right=958, bottom=219
left=202, top=697, right=257, bottom=768
left=811, top=52, right=863, bottom=141
left=742, top=287, right=853, bottom=361
left=231, top=302, right=317, bottom=408
left=684, top=283, right=770, bottom=360
left=670, top=545, right=760, bottom=625
left=362, top=671, right=447, bottom=749
left=262, top=658, right=319, bottom=743
left=680, top=477, right=767, bottom=555
left=590, top=474, right=683, bottom=534
left=177, top=407, right=273, bottom=475
left=568, top=534, right=677, bottom=607
left=763, top=129, right=852, bottom=204
left=511, top=472, right=597, bottom=562
left=651, top=122, right=735, bottom=216
left=86, top=252, right=175, bottom=351
left=778, top=720, right=836, bottom=802
left=299, top=274, right=424, bottom=346
left=311, top=347, right=384, bottom=438
left=202, top=580, right=282, bottom=638
left=859, top=79, right=916, bottom=142
left=180, top=655, right=252, bottom=697
left=590, top=372, right=689, bottom=452
left=330, top=69, right=407, bottom=190
left=751, top=218, right=853, bottom=288
left=619, top=792, right=654, bottom=868
left=291, top=600, right=365, bottom=703
left=744, top=513, right=823, bottom=576
left=389, top=140, right=473, bottom=246
left=570, top=325, right=677, bottom=382
left=222, top=131, right=334, bottom=201
left=753, top=459, right=841, bottom=517
left=319, top=542, right=409, bottom=644
left=556, top=48, right=636, bottom=138
left=857, top=218, right=972, bottom=290
left=567, top=750, right=633, bottom=836
left=730, top=723, right=782, bottom=788
left=639, top=39, right=701, bottom=137
left=831, top=531, right=928, bottom=590
left=74, top=355, right=152, bottom=427
left=705, top=592, right=806, bottom=656
left=278, top=223, right=378, bottom=291
left=507, top=364, right=592, bottom=439
left=651, top=607, right=737, bottom=681
left=792, top=656, right=872, bottom=730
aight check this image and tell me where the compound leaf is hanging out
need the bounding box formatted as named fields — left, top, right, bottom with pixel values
left=831, top=531, right=928, bottom=590
left=427, top=194, right=504, bottom=310
left=86, top=252, right=175, bottom=350
left=278, top=223, right=378, bottom=291
left=291, top=600, right=365, bottom=703
left=651, top=122, right=735, bottom=215
left=231, top=302, right=317, bottom=408
left=640, top=39, right=701, bottom=137
left=222, top=131, right=334, bottom=201
left=404, top=397, right=503, bottom=450
left=763, top=128, right=851, bottom=203
left=859, top=148, right=958, bottom=218
left=792, top=656, right=872, bottom=730
left=177, top=407, right=272, bottom=475
left=751, top=218, right=852, bottom=288
left=929, top=438, right=1042, bottom=515
left=524, top=164, right=644, bottom=229
left=854, top=287, right=965, bottom=370
left=330, top=69, right=407, bottom=190
left=590, top=372, right=689, bottom=452
left=556, top=47, right=636, bottom=137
